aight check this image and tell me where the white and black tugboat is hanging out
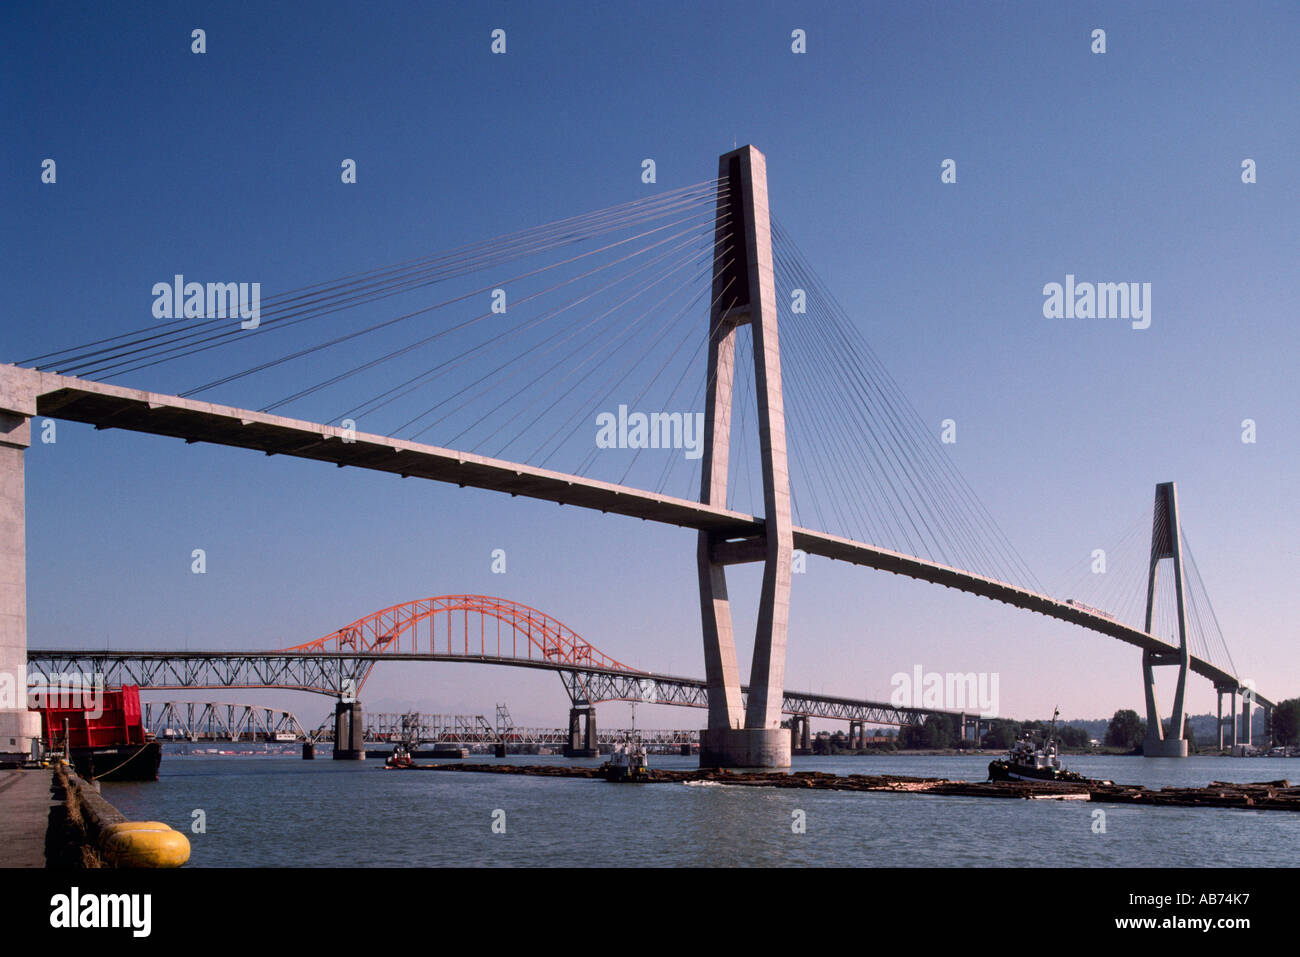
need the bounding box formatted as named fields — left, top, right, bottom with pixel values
left=987, top=709, right=1096, bottom=784
left=601, top=736, right=652, bottom=782
left=600, top=707, right=653, bottom=782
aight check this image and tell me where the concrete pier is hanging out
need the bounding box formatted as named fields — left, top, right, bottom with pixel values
left=563, top=706, right=598, bottom=758
left=0, top=769, right=59, bottom=866
left=332, top=701, right=366, bottom=760
left=787, top=715, right=812, bottom=755
left=700, top=728, right=788, bottom=768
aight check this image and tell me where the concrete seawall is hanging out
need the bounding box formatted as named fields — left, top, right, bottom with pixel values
left=49, top=764, right=116, bottom=867
left=54, top=763, right=190, bottom=867
left=65, top=766, right=128, bottom=838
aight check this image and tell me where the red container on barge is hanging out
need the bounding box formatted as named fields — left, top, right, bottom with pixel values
left=36, top=684, right=161, bottom=782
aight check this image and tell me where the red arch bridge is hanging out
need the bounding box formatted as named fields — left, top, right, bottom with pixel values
left=28, top=594, right=984, bottom=748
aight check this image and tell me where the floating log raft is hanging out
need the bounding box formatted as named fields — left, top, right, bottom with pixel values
left=397, top=763, right=1300, bottom=812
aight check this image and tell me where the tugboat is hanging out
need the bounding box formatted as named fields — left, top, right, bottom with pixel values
left=600, top=707, right=653, bottom=782
left=987, top=709, right=1100, bottom=784
left=601, top=735, right=652, bottom=782
left=383, top=742, right=415, bottom=769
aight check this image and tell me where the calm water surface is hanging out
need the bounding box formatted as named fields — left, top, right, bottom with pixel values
left=102, top=752, right=1300, bottom=867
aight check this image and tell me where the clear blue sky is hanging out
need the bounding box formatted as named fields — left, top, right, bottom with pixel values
left=3, top=2, right=1296, bottom=731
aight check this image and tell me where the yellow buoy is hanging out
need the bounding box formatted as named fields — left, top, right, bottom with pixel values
left=99, top=822, right=191, bottom=868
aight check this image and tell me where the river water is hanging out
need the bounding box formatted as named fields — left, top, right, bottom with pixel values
left=101, top=752, right=1300, bottom=867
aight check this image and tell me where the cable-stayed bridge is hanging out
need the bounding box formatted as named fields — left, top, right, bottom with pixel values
left=1, top=146, right=1275, bottom=767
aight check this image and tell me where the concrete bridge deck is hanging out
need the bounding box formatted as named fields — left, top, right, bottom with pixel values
left=10, top=367, right=1260, bottom=706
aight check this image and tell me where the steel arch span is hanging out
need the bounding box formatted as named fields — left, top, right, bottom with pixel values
left=283, top=595, right=640, bottom=690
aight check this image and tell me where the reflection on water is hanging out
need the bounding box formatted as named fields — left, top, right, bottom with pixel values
left=102, top=752, right=1300, bottom=867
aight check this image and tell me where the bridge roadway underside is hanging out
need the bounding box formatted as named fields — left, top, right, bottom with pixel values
left=20, top=369, right=1260, bottom=706
left=25, top=651, right=959, bottom=728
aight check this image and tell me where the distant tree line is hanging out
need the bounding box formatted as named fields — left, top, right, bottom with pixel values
left=977, top=718, right=1090, bottom=751
left=799, top=698, right=1300, bottom=752
left=1271, top=698, right=1300, bottom=745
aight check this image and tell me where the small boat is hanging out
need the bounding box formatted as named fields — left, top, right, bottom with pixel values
left=601, top=736, right=652, bottom=782
left=987, top=708, right=1106, bottom=784
left=384, top=744, right=415, bottom=769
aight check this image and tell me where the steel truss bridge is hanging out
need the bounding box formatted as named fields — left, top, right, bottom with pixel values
left=143, top=700, right=312, bottom=742
left=27, top=647, right=957, bottom=728
left=332, top=711, right=702, bottom=752
left=30, top=595, right=977, bottom=730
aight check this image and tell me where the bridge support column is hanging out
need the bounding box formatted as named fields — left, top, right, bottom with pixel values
left=1242, top=696, right=1253, bottom=748
left=1230, top=690, right=1238, bottom=747
left=1216, top=691, right=1224, bottom=751
left=786, top=716, right=811, bottom=756
left=0, top=367, right=41, bottom=766
left=563, top=706, right=598, bottom=758
left=1140, top=483, right=1191, bottom=758
left=696, top=146, right=793, bottom=770
left=332, top=701, right=365, bottom=760
left=789, top=716, right=812, bottom=755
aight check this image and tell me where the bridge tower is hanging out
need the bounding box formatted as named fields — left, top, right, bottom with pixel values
left=1140, top=482, right=1191, bottom=758
left=696, top=146, right=794, bottom=768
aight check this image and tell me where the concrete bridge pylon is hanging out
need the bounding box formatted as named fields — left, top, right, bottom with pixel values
left=696, top=146, right=794, bottom=769
left=1141, top=482, right=1191, bottom=758
left=0, top=368, right=41, bottom=765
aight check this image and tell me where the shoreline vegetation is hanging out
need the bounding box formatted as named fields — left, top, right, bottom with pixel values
left=812, top=703, right=1299, bottom=756
left=825, top=747, right=1262, bottom=757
